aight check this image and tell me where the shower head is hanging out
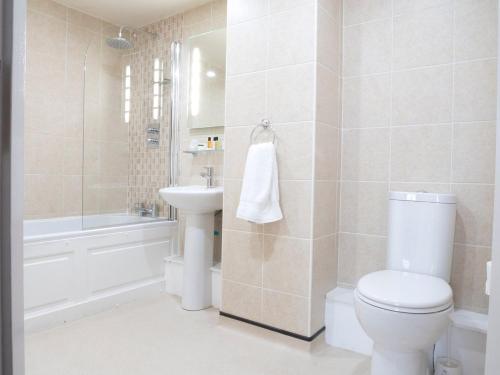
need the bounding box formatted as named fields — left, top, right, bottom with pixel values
left=106, top=35, right=133, bottom=49
left=106, top=26, right=158, bottom=50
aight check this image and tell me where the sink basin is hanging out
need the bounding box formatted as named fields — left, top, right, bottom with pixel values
left=159, top=185, right=224, bottom=311
left=159, top=185, right=223, bottom=214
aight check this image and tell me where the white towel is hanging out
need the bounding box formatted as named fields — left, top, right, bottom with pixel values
left=236, top=142, right=283, bottom=224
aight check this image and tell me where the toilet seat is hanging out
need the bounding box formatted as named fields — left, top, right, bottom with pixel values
left=356, top=270, right=453, bottom=314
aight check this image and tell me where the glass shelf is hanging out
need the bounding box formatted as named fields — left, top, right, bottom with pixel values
left=183, top=149, right=224, bottom=156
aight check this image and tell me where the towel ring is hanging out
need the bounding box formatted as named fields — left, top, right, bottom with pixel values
left=250, top=119, right=277, bottom=144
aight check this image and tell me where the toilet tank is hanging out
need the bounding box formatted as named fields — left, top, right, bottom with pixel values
left=387, top=191, right=457, bottom=282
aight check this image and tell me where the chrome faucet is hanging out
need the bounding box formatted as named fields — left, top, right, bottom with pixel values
left=200, top=166, right=215, bottom=188
left=135, top=203, right=159, bottom=217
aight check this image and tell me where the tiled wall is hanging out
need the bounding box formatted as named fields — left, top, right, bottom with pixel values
left=123, top=16, right=183, bottom=218
left=25, top=0, right=127, bottom=219
left=222, top=0, right=341, bottom=337
left=124, top=1, right=226, bottom=221
left=25, top=0, right=226, bottom=221
left=338, top=0, right=497, bottom=313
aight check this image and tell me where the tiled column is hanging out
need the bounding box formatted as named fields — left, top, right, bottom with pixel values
left=222, top=0, right=342, bottom=338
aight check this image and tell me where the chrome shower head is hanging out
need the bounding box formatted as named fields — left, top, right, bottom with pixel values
left=106, top=34, right=133, bottom=49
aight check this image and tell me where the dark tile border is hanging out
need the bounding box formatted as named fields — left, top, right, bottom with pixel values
left=220, top=311, right=325, bottom=342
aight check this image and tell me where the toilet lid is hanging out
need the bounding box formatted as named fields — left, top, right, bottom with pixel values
left=357, top=270, right=453, bottom=313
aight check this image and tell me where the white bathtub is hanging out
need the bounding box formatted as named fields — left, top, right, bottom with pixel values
left=24, top=214, right=178, bottom=332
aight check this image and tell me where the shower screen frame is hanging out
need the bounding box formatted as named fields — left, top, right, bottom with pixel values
left=168, top=40, right=181, bottom=221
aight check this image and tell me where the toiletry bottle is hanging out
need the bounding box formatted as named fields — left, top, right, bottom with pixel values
left=207, top=137, right=213, bottom=149
left=214, top=136, right=220, bottom=150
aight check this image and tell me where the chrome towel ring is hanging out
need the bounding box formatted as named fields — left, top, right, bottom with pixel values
left=250, top=119, right=277, bottom=144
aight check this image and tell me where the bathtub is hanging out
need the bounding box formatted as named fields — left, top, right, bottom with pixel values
left=24, top=214, right=178, bottom=332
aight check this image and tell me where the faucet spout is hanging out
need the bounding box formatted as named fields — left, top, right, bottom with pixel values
left=200, top=166, right=215, bottom=188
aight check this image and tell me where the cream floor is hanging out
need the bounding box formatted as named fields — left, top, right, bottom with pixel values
left=26, top=294, right=370, bottom=375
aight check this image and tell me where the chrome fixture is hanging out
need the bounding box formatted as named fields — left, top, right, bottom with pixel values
left=200, top=166, right=215, bottom=188
left=106, top=26, right=158, bottom=50
left=146, top=127, right=160, bottom=135
left=250, top=119, right=277, bottom=144
left=147, top=138, right=159, bottom=147
left=168, top=41, right=182, bottom=221
left=135, top=203, right=159, bottom=217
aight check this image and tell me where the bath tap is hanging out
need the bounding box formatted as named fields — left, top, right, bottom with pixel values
left=200, top=166, right=215, bottom=188
left=135, top=203, right=159, bottom=217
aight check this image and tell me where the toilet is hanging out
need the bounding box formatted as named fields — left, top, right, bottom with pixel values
left=354, top=191, right=457, bottom=375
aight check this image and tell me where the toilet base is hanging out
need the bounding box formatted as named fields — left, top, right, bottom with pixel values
left=371, top=345, right=430, bottom=375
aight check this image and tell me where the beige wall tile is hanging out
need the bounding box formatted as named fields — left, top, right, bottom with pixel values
left=319, top=0, right=342, bottom=21
left=274, top=123, right=314, bottom=180
left=343, top=0, right=392, bottom=26
left=394, top=0, right=452, bottom=15
left=338, top=233, right=387, bottom=285
left=453, top=184, right=494, bottom=247
left=225, top=72, right=266, bottom=127
left=264, top=180, right=313, bottom=238
left=227, top=17, right=268, bottom=75
left=222, top=280, right=262, bottom=322
left=452, top=123, right=496, bottom=184
left=342, top=128, right=390, bottom=182
left=342, top=74, right=391, bottom=129
left=24, top=133, right=65, bottom=174
left=453, top=59, right=497, bottom=122
left=63, top=175, right=83, bottom=216
left=268, top=4, right=315, bottom=68
left=227, top=0, right=268, bottom=25
left=24, top=174, right=64, bottom=218
left=317, top=7, right=341, bottom=73
left=27, top=10, right=66, bottom=59
left=454, top=0, right=498, bottom=61
left=223, top=127, right=252, bottom=179
left=263, top=236, right=311, bottom=296
left=316, top=65, right=340, bottom=126
left=222, top=179, right=264, bottom=233
left=451, top=244, right=491, bottom=313
left=390, top=125, right=452, bottom=183
left=343, top=19, right=392, bottom=76
left=270, top=0, right=314, bottom=13
left=390, top=182, right=452, bottom=194
left=392, top=65, right=453, bottom=125
left=267, top=63, right=315, bottom=123
left=28, top=0, right=67, bottom=19
left=68, top=8, right=102, bottom=31
left=63, top=137, right=84, bottom=175
left=100, top=142, right=129, bottom=177
left=314, top=181, right=338, bottom=238
left=183, top=3, right=212, bottom=26
left=340, top=182, right=388, bottom=236
left=262, top=290, right=309, bottom=336
left=222, top=230, right=263, bottom=286
left=393, top=3, right=453, bottom=70
left=315, top=123, right=339, bottom=181
left=311, top=235, right=338, bottom=332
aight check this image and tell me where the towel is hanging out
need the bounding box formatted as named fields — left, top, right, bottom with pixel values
left=236, top=142, right=283, bottom=224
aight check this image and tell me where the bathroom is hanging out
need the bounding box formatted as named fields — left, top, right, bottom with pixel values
left=0, top=0, right=500, bottom=374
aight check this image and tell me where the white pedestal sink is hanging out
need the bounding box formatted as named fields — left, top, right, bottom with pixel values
left=159, top=185, right=223, bottom=310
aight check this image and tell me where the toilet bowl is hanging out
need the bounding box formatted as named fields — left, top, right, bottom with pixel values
left=352, top=191, right=457, bottom=375
left=354, top=270, right=453, bottom=375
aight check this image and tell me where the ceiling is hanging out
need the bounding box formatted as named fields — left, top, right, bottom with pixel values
left=54, top=0, right=212, bottom=27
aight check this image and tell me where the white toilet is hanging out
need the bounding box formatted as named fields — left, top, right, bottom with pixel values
left=354, top=191, right=457, bottom=375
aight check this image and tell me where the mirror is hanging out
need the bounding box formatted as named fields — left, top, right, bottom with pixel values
left=186, top=28, right=226, bottom=129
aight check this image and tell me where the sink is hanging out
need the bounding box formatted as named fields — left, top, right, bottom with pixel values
left=159, top=185, right=224, bottom=311
left=159, top=185, right=223, bottom=214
